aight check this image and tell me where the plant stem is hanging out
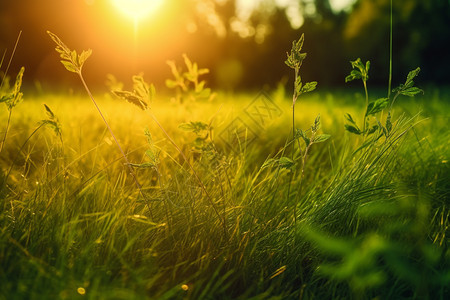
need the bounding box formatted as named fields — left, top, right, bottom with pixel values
left=0, top=110, right=12, bottom=155
left=0, top=31, right=22, bottom=156
left=388, top=0, right=393, bottom=99
left=363, top=80, right=369, bottom=109
left=0, top=31, right=21, bottom=91
left=363, top=80, right=369, bottom=133
left=292, top=67, right=302, bottom=157
left=78, top=72, right=153, bottom=216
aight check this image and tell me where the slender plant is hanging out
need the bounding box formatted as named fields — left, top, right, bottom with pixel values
left=0, top=67, right=24, bottom=155
left=285, top=34, right=317, bottom=159
left=262, top=34, right=329, bottom=222
left=0, top=32, right=23, bottom=155
left=47, top=31, right=153, bottom=214
left=344, top=0, right=423, bottom=142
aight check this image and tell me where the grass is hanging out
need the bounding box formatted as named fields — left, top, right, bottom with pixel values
left=0, top=88, right=449, bottom=299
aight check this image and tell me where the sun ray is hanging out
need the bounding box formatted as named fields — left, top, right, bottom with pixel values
left=112, top=0, right=164, bottom=22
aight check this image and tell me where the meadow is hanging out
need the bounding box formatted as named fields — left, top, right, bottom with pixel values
left=0, top=16, right=449, bottom=298
left=1, top=75, right=449, bottom=299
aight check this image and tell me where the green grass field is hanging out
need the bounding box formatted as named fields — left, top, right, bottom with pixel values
left=1, top=87, right=449, bottom=299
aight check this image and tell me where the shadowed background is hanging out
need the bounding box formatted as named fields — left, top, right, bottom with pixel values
left=1, top=0, right=449, bottom=92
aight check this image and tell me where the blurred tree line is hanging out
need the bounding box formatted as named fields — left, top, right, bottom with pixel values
left=188, top=0, right=450, bottom=89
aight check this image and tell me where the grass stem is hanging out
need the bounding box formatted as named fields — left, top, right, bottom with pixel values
left=78, top=72, right=153, bottom=217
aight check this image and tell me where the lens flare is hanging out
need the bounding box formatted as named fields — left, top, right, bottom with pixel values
left=112, top=0, right=164, bottom=21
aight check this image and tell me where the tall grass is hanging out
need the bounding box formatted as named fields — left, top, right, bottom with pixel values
left=0, top=9, right=449, bottom=299
left=0, top=90, right=448, bottom=299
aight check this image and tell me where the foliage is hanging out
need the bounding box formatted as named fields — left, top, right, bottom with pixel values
left=166, top=54, right=214, bottom=103
left=112, top=74, right=155, bottom=111
left=0, top=67, right=24, bottom=110
left=0, top=17, right=447, bottom=300
left=47, top=31, right=91, bottom=74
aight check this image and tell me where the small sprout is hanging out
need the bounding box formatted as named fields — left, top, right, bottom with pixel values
left=365, top=98, right=389, bottom=117
left=285, top=34, right=307, bottom=70
left=47, top=31, right=91, bottom=74
left=345, top=58, right=369, bottom=83
left=279, top=156, right=295, bottom=170
left=113, top=74, right=155, bottom=111
left=313, top=134, right=331, bottom=144
left=0, top=67, right=25, bottom=110
left=39, top=104, right=63, bottom=141
left=345, top=124, right=362, bottom=135
left=166, top=54, right=213, bottom=103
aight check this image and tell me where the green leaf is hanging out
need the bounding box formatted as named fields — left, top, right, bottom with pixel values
left=183, top=54, right=193, bottom=72
left=345, top=70, right=362, bottom=82
left=406, top=67, right=420, bottom=85
left=345, top=124, right=361, bottom=135
left=386, top=112, right=392, bottom=134
left=0, top=95, right=13, bottom=103
left=44, top=104, right=55, bottom=119
left=178, top=121, right=208, bottom=135
left=61, top=60, right=78, bottom=73
left=301, top=81, right=317, bottom=94
left=399, top=87, right=423, bottom=97
left=313, top=134, right=331, bottom=143
left=295, top=129, right=310, bottom=146
left=285, top=34, right=307, bottom=69
left=365, top=60, right=370, bottom=73
left=346, top=58, right=369, bottom=83
left=261, top=158, right=277, bottom=169
left=113, top=90, right=147, bottom=110
left=198, top=68, right=209, bottom=75
left=345, top=113, right=357, bottom=125
left=178, top=123, right=194, bottom=131
left=133, top=75, right=154, bottom=102
left=312, top=115, right=321, bottom=133
left=4, top=67, right=25, bottom=109
left=392, top=67, right=423, bottom=98
left=294, top=76, right=302, bottom=99
left=165, top=79, right=177, bottom=89
left=128, top=162, right=156, bottom=169
left=365, top=98, right=389, bottom=116
left=78, top=49, right=92, bottom=67
left=279, top=157, right=295, bottom=170
left=366, top=125, right=379, bottom=135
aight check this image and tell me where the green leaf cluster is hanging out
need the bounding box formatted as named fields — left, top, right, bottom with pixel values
left=0, top=66, right=24, bottom=110
left=39, top=104, right=62, bottom=140
left=129, top=128, right=160, bottom=170
left=392, top=67, right=423, bottom=97
left=285, top=34, right=306, bottom=70
left=365, top=97, right=389, bottom=117
left=113, top=75, right=155, bottom=111
left=47, top=31, right=91, bottom=74
left=295, top=115, right=330, bottom=147
left=179, top=121, right=212, bottom=151
left=166, top=54, right=213, bottom=103
left=345, top=58, right=370, bottom=83
left=261, top=156, right=295, bottom=170
left=286, top=34, right=317, bottom=102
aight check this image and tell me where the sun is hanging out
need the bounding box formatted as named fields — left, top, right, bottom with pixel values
left=112, top=0, right=164, bottom=22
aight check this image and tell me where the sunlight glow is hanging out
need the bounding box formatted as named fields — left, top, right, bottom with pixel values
left=112, top=0, right=164, bottom=21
